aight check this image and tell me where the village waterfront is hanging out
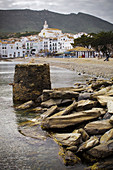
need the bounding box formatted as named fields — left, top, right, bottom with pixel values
left=0, top=57, right=113, bottom=169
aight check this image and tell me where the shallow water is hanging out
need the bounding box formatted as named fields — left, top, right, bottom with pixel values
left=0, top=61, right=90, bottom=170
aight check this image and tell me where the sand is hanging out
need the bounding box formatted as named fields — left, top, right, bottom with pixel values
left=10, top=57, right=113, bottom=79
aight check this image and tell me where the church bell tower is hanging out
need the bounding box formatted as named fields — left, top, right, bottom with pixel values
left=43, top=21, right=48, bottom=29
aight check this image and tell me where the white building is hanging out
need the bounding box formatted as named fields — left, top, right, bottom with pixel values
left=38, top=21, right=74, bottom=53
left=0, top=40, right=24, bottom=58
left=0, top=21, right=74, bottom=58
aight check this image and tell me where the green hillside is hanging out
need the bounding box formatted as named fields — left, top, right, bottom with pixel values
left=0, top=9, right=113, bottom=34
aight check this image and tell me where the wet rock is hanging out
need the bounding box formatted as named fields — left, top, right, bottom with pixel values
left=100, top=128, right=113, bottom=144
left=77, top=136, right=99, bottom=152
left=41, top=108, right=101, bottom=130
left=31, top=107, right=47, bottom=113
left=15, top=100, right=34, bottom=110
left=86, top=160, right=113, bottom=170
left=13, top=64, right=51, bottom=103
left=53, top=132, right=82, bottom=147
left=87, top=139, right=113, bottom=158
left=66, top=146, right=78, bottom=152
left=76, top=100, right=97, bottom=112
left=18, top=122, right=46, bottom=140
left=59, top=148, right=81, bottom=166
left=84, top=119, right=113, bottom=135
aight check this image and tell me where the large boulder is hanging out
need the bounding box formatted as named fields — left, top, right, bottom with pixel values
left=13, top=64, right=51, bottom=103
left=84, top=119, right=113, bottom=135
left=41, top=108, right=101, bottom=130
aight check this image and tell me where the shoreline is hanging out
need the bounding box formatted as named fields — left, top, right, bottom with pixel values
left=4, top=57, right=113, bottom=79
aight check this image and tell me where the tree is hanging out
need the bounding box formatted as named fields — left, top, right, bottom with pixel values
left=72, top=31, right=113, bottom=55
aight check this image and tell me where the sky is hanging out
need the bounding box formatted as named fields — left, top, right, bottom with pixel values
left=0, top=0, right=113, bottom=24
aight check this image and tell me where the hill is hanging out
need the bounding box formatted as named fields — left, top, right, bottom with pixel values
left=0, top=9, right=113, bottom=34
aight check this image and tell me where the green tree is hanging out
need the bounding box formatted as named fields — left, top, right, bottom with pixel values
left=72, top=31, right=113, bottom=55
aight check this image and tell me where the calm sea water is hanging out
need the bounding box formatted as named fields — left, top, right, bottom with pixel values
left=0, top=61, right=90, bottom=170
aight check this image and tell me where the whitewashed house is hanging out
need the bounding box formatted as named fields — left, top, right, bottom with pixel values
left=0, top=40, right=24, bottom=58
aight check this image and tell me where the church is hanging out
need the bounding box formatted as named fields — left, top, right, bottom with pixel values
left=38, top=21, right=74, bottom=53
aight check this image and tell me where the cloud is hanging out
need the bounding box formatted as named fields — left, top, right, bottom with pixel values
left=0, top=0, right=113, bottom=23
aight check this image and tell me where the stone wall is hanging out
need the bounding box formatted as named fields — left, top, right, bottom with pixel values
left=13, top=63, right=51, bottom=103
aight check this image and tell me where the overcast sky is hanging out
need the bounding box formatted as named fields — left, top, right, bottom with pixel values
left=0, top=0, right=113, bottom=23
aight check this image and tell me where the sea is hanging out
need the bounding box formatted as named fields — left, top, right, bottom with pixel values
left=0, top=61, right=91, bottom=170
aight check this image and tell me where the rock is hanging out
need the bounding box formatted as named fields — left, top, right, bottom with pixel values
left=15, top=100, right=34, bottom=110
left=40, top=105, right=58, bottom=119
left=78, top=93, right=92, bottom=101
left=41, top=108, right=101, bottom=130
left=96, top=95, right=113, bottom=106
left=84, top=119, right=113, bottom=135
left=91, top=80, right=112, bottom=91
left=92, top=86, right=111, bottom=96
left=13, top=64, right=51, bottom=103
left=91, top=108, right=106, bottom=116
left=41, top=98, right=62, bottom=108
left=103, top=112, right=111, bottom=119
left=51, top=90, right=79, bottom=100
left=53, top=132, right=82, bottom=147
left=87, top=139, right=113, bottom=158
left=59, top=148, right=81, bottom=166
left=107, top=100, right=113, bottom=114
left=76, top=100, right=97, bottom=112
left=60, top=99, right=73, bottom=106
left=31, top=107, right=47, bottom=113
left=66, top=146, right=78, bottom=152
left=42, top=89, right=54, bottom=101
left=86, top=160, right=113, bottom=170
left=109, top=115, right=113, bottom=124
left=100, top=128, right=113, bottom=144
left=73, top=128, right=89, bottom=142
left=77, top=136, right=99, bottom=152
left=51, top=100, right=77, bottom=117
left=42, top=89, right=79, bottom=101
left=18, top=121, right=46, bottom=140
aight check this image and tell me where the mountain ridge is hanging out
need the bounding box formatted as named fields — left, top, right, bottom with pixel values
left=0, top=9, right=113, bottom=33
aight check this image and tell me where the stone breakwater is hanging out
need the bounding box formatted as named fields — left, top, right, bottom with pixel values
left=14, top=73, right=113, bottom=169
left=13, top=63, right=51, bottom=103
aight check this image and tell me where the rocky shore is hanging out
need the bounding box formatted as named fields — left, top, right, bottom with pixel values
left=11, top=59, right=113, bottom=169
left=15, top=75, right=113, bottom=169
